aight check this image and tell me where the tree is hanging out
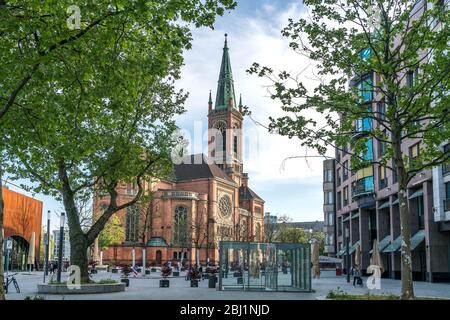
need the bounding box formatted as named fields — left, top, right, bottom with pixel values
left=1, top=1, right=237, bottom=284
left=98, top=214, right=125, bottom=250
left=249, top=0, right=449, bottom=299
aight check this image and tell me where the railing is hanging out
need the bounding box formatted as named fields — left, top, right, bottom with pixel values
left=161, top=190, right=199, bottom=200
left=353, top=176, right=374, bottom=197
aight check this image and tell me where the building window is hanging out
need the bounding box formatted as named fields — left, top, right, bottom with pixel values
left=324, top=191, right=333, bottom=205
left=328, top=212, right=334, bottom=226
left=442, top=144, right=450, bottom=175
left=343, top=186, right=349, bottom=206
left=125, top=205, right=140, bottom=242
left=343, top=161, right=349, bottom=181
left=324, top=169, right=333, bottom=182
left=233, top=134, right=238, bottom=154
left=337, top=191, right=342, bottom=210
left=377, top=101, right=386, bottom=122
left=379, top=166, right=388, bottom=190
left=337, top=217, right=342, bottom=236
left=444, top=182, right=450, bottom=212
left=417, top=196, right=425, bottom=230
left=337, top=168, right=341, bottom=186
left=174, top=206, right=188, bottom=245
left=409, top=143, right=420, bottom=162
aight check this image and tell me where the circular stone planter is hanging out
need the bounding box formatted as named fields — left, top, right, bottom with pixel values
left=37, top=283, right=126, bottom=294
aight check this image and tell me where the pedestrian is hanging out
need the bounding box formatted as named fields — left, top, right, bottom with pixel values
left=49, top=262, right=54, bottom=274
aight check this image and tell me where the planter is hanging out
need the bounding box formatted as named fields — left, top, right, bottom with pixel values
left=90, top=269, right=98, bottom=274
left=190, top=279, right=199, bottom=287
left=145, top=270, right=150, bottom=275
left=173, top=271, right=180, bottom=277
left=208, top=276, right=217, bottom=288
left=112, top=269, right=118, bottom=274
left=136, top=268, right=141, bottom=273
left=120, top=278, right=130, bottom=287
left=159, top=279, right=170, bottom=288
left=151, top=268, right=157, bottom=272
left=237, top=277, right=243, bottom=285
left=37, top=283, right=125, bottom=294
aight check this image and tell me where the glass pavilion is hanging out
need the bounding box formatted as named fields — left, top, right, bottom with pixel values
left=218, top=241, right=311, bottom=292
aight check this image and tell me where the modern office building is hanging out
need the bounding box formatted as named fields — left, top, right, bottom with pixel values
left=53, top=229, right=71, bottom=262
left=322, top=67, right=450, bottom=282
left=264, top=212, right=278, bottom=225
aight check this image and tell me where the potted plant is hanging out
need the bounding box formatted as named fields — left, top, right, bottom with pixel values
left=160, top=264, right=171, bottom=287
left=121, top=265, right=132, bottom=287
left=188, top=267, right=201, bottom=287
left=172, top=262, right=180, bottom=277
left=206, top=266, right=218, bottom=288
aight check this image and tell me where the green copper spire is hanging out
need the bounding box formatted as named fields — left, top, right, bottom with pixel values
left=239, top=94, right=242, bottom=107
left=215, top=33, right=236, bottom=110
left=208, top=90, right=213, bottom=104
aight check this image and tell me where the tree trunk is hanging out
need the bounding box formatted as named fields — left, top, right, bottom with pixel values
left=0, top=166, right=5, bottom=300
left=393, top=133, right=415, bottom=300
left=70, top=231, right=90, bottom=283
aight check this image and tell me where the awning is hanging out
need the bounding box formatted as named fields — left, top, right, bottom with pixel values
left=343, top=216, right=350, bottom=222
left=369, top=235, right=391, bottom=253
left=349, top=240, right=361, bottom=254
left=392, top=199, right=399, bottom=205
left=383, top=235, right=402, bottom=252
left=146, top=237, right=168, bottom=247
left=336, top=246, right=347, bottom=257
left=351, top=212, right=360, bottom=219
left=411, top=230, right=426, bottom=251
left=378, top=201, right=390, bottom=210
left=409, top=189, right=424, bottom=200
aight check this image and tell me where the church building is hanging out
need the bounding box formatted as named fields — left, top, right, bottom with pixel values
left=95, top=35, right=264, bottom=266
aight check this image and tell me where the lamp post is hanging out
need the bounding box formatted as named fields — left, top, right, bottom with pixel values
left=345, top=227, right=350, bottom=283
left=57, top=212, right=65, bottom=283
left=44, top=210, right=50, bottom=283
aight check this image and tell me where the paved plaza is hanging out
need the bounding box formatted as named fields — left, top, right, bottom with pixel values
left=4, top=270, right=450, bottom=300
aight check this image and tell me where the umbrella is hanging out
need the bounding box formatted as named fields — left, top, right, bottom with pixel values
left=27, top=231, right=36, bottom=270
left=311, top=241, right=320, bottom=279
left=370, top=239, right=384, bottom=274
left=354, top=243, right=361, bottom=273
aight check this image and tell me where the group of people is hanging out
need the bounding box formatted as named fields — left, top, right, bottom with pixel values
left=47, top=261, right=70, bottom=274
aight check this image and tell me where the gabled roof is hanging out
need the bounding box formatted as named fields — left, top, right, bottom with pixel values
left=174, top=154, right=235, bottom=184
left=239, top=185, right=264, bottom=202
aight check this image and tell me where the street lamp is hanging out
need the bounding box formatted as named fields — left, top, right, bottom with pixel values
left=345, top=227, right=350, bottom=283
left=57, top=212, right=65, bottom=283
left=44, top=210, right=50, bottom=283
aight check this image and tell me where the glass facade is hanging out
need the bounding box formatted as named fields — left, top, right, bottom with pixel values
left=218, top=241, right=311, bottom=292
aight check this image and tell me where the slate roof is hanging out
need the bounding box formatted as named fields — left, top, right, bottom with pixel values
left=239, top=185, right=264, bottom=202
left=174, top=154, right=235, bottom=184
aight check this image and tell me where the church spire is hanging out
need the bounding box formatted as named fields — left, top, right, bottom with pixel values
left=215, top=33, right=236, bottom=110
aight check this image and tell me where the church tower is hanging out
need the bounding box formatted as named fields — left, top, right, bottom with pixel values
left=208, top=34, right=244, bottom=186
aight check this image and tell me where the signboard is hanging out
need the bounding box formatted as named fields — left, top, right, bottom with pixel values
left=6, top=239, right=13, bottom=250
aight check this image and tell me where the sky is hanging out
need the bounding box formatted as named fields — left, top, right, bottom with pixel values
left=5, top=0, right=328, bottom=230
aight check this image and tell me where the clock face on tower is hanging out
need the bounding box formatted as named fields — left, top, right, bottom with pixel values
left=218, top=194, right=232, bottom=218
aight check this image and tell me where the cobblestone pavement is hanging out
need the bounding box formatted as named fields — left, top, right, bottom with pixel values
left=4, top=270, right=450, bottom=300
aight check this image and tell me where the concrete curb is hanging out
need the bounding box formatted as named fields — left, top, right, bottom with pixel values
left=37, top=283, right=126, bottom=294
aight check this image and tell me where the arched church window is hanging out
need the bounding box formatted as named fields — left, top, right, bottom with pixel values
left=174, top=206, right=188, bottom=245
left=126, top=205, right=140, bottom=243
left=218, top=195, right=232, bottom=218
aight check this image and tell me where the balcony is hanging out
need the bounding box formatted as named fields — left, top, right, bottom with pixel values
left=352, top=176, right=375, bottom=198
left=443, top=163, right=450, bottom=176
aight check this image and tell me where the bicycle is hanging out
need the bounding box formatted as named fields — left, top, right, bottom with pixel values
left=4, top=273, right=20, bottom=294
